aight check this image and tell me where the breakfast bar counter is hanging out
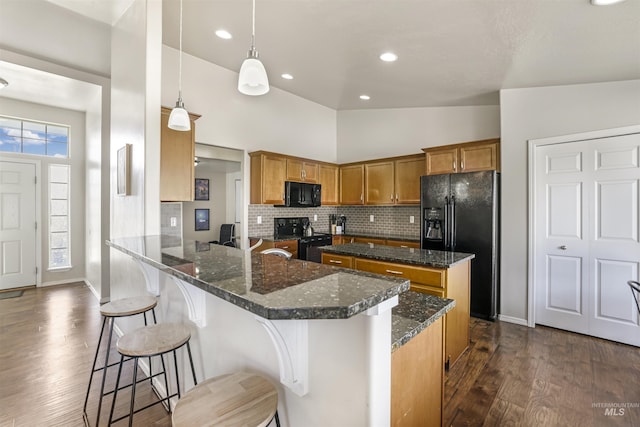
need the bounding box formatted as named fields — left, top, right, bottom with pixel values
left=107, top=235, right=451, bottom=427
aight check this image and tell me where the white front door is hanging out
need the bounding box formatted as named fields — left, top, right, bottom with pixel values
left=534, top=133, right=640, bottom=347
left=0, top=161, right=37, bottom=290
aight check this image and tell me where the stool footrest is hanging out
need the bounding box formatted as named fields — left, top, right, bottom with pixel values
left=109, top=390, right=180, bottom=424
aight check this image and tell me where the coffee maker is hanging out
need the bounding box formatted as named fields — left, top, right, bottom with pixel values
left=338, top=215, right=347, bottom=234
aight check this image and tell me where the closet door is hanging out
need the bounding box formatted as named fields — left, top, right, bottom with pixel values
left=534, top=133, right=640, bottom=346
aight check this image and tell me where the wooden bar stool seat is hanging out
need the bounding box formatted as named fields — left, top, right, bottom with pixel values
left=109, top=323, right=197, bottom=426
left=172, top=371, right=281, bottom=427
left=83, top=295, right=158, bottom=426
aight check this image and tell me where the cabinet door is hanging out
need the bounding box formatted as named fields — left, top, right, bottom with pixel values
left=339, top=164, right=365, bottom=205
left=319, top=164, right=339, bottom=205
left=286, top=159, right=319, bottom=183
left=394, top=156, right=424, bottom=204
left=353, top=236, right=387, bottom=246
left=286, top=159, right=304, bottom=181
left=321, top=253, right=353, bottom=268
left=425, top=148, right=458, bottom=175
left=459, top=141, right=499, bottom=172
left=275, top=239, right=298, bottom=258
left=251, top=153, right=287, bottom=204
left=385, top=239, right=420, bottom=249
left=160, top=107, right=197, bottom=201
left=365, top=161, right=395, bottom=205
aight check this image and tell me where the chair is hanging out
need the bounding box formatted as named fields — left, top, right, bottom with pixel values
left=210, top=224, right=236, bottom=247
left=248, top=238, right=264, bottom=251
left=108, top=323, right=198, bottom=426
left=629, top=280, right=640, bottom=315
left=82, top=296, right=158, bottom=427
left=172, top=372, right=280, bottom=427
left=261, top=248, right=293, bottom=259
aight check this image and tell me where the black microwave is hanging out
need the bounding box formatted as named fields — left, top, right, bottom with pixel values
left=280, top=181, right=322, bottom=207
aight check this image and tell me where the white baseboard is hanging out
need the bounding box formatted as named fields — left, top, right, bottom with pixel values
left=40, top=277, right=86, bottom=287
left=498, top=314, right=530, bottom=327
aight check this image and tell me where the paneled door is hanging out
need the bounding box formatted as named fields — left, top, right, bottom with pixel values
left=0, top=161, right=37, bottom=289
left=534, top=133, right=640, bottom=346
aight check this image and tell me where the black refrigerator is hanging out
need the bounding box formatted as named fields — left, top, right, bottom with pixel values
left=420, top=171, right=500, bottom=320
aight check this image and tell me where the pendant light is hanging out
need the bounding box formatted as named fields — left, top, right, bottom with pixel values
left=168, top=0, right=191, bottom=131
left=238, top=0, right=269, bottom=96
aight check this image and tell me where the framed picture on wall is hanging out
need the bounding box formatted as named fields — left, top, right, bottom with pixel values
left=195, top=208, right=210, bottom=231
left=195, top=178, right=209, bottom=200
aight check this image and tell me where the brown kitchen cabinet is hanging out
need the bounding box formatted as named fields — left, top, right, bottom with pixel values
left=364, top=154, right=424, bottom=205
left=160, top=107, right=200, bottom=202
left=352, top=236, right=386, bottom=246
left=321, top=252, right=353, bottom=269
left=339, top=163, right=365, bottom=205
left=250, top=152, right=287, bottom=205
left=353, top=257, right=469, bottom=370
left=249, top=238, right=299, bottom=259
left=286, top=158, right=319, bottom=183
left=319, top=163, right=339, bottom=205
left=385, top=239, right=421, bottom=249
left=391, top=315, right=444, bottom=427
left=424, top=138, right=500, bottom=175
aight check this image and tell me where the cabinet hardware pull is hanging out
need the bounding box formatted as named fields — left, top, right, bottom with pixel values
left=400, top=245, right=408, bottom=248
left=396, top=193, right=398, bottom=202
left=453, top=161, right=456, bottom=171
left=330, top=260, right=342, bottom=264
left=461, top=161, right=464, bottom=170
left=360, top=193, right=363, bottom=202
left=385, top=269, right=404, bottom=275
left=391, top=194, right=394, bottom=202
left=281, top=246, right=289, bottom=249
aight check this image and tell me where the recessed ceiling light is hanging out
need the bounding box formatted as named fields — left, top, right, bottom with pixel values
left=0, top=78, right=8, bottom=89
left=379, top=52, right=398, bottom=62
left=590, top=0, right=626, bottom=4
left=359, top=95, right=370, bottom=100
left=281, top=73, right=293, bottom=80
left=215, top=29, right=232, bottom=39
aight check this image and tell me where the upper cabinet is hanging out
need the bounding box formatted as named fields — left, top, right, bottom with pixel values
left=286, top=159, right=319, bottom=183
left=160, top=107, right=200, bottom=202
left=423, top=138, right=500, bottom=175
left=340, top=164, right=365, bottom=205
left=319, top=163, right=339, bottom=205
left=250, top=152, right=287, bottom=205
left=364, top=154, right=424, bottom=205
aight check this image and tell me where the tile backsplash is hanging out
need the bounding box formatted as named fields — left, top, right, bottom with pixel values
left=248, top=205, right=420, bottom=239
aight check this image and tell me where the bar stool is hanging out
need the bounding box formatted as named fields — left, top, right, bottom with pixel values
left=108, top=323, right=197, bottom=426
left=172, top=371, right=281, bottom=427
left=83, top=295, right=158, bottom=427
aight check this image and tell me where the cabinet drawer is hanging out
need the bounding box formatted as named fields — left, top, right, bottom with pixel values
left=321, top=253, right=353, bottom=268
left=353, top=236, right=386, bottom=246
left=275, top=240, right=298, bottom=258
left=410, top=283, right=445, bottom=298
left=385, top=239, right=420, bottom=249
left=354, top=258, right=444, bottom=289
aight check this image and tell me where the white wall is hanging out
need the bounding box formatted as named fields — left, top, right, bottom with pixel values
left=0, top=0, right=111, bottom=77
left=500, top=79, right=640, bottom=322
left=0, top=98, right=86, bottom=285
left=336, top=106, right=500, bottom=163
left=182, top=170, right=227, bottom=242
left=161, top=47, right=338, bottom=164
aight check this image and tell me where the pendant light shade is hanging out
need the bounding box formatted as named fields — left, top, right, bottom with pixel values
left=238, top=0, right=269, bottom=96
left=169, top=0, right=191, bottom=131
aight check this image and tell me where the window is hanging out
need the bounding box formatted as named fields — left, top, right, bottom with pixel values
left=49, top=164, right=70, bottom=269
left=0, top=116, right=69, bottom=157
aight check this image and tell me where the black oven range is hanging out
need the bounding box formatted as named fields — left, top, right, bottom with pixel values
left=274, top=217, right=332, bottom=262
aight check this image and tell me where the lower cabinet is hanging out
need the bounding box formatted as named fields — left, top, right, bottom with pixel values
left=391, top=316, right=444, bottom=427
left=249, top=239, right=299, bottom=259
left=321, top=253, right=353, bottom=269
left=322, top=254, right=470, bottom=370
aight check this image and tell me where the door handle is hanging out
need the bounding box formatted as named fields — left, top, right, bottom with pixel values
left=559, top=245, right=567, bottom=250
left=385, top=269, right=404, bottom=275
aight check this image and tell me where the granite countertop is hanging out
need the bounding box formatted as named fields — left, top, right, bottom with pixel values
left=337, top=231, right=420, bottom=243
left=320, top=243, right=475, bottom=268
left=107, top=236, right=409, bottom=321
left=391, top=291, right=455, bottom=352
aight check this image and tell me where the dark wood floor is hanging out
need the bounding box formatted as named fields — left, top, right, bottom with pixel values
left=445, top=317, right=640, bottom=427
left=1, top=283, right=639, bottom=426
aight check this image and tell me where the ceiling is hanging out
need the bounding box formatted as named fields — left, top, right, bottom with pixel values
left=12, top=0, right=640, bottom=111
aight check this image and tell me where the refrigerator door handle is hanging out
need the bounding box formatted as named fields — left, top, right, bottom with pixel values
left=443, top=197, right=450, bottom=249
left=450, top=195, right=456, bottom=250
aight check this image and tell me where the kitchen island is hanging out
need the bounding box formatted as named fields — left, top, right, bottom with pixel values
left=107, top=236, right=452, bottom=427
left=321, top=243, right=474, bottom=369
